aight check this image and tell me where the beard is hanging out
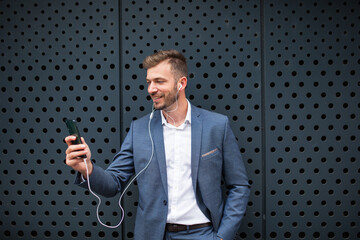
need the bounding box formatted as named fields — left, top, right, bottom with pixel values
left=152, top=86, right=178, bottom=111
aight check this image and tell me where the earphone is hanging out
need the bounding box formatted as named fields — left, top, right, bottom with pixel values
left=178, top=83, right=182, bottom=91
left=83, top=107, right=156, bottom=229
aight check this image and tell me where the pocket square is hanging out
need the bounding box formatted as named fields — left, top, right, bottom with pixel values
left=201, top=148, right=219, bottom=158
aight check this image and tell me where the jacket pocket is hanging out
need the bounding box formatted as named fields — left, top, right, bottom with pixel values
left=201, top=148, right=219, bottom=159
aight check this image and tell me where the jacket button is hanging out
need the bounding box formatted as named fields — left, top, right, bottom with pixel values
left=163, top=200, right=167, bottom=206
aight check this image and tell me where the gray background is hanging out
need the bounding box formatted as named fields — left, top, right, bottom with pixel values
left=0, top=0, right=359, bottom=239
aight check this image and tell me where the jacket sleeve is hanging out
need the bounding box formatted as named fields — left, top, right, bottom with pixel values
left=217, top=118, right=250, bottom=240
left=75, top=121, right=136, bottom=198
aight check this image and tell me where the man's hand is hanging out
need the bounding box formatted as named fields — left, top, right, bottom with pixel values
left=65, top=136, right=92, bottom=178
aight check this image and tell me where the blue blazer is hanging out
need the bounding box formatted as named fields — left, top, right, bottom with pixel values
left=76, top=104, right=250, bottom=240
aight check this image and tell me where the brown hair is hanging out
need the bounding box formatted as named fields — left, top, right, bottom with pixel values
left=142, top=49, right=187, bottom=80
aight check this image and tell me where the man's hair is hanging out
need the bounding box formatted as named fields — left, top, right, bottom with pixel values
left=143, top=49, right=187, bottom=80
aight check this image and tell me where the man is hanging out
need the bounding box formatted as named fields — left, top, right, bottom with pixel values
left=65, top=49, right=250, bottom=240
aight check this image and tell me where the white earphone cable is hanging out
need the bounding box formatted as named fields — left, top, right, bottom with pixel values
left=83, top=107, right=155, bottom=228
left=163, top=86, right=180, bottom=125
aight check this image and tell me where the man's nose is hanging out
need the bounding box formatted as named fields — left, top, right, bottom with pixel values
left=148, top=83, right=157, bottom=94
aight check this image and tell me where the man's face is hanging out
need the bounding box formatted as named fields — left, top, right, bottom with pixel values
left=146, top=60, right=178, bottom=111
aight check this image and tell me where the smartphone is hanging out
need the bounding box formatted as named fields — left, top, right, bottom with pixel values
left=65, top=119, right=87, bottom=158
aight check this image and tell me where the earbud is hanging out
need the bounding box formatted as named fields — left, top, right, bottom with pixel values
left=178, top=84, right=182, bottom=91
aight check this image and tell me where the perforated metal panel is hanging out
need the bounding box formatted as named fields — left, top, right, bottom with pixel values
left=120, top=1, right=262, bottom=239
left=0, top=0, right=121, bottom=239
left=0, top=0, right=359, bottom=240
left=264, top=1, right=359, bottom=239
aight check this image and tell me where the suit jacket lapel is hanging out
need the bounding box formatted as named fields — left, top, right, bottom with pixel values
left=151, top=111, right=168, bottom=195
left=191, top=105, right=202, bottom=193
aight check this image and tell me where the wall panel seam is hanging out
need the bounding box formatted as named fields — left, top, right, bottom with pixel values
left=260, top=0, right=266, bottom=239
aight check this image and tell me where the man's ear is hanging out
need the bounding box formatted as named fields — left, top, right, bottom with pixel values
left=178, top=76, right=187, bottom=90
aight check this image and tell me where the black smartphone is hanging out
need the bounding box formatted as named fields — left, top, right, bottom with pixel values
left=65, top=119, right=87, bottom=158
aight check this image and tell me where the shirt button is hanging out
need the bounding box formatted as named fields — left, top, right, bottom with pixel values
left=163, top=200, right=167, bottom=206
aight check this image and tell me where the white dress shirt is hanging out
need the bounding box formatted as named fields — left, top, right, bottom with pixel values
left=161, top=100, right=210, bottom=224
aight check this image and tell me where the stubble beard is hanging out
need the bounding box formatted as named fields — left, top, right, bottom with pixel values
left=153, top=86, right=178, bottom=111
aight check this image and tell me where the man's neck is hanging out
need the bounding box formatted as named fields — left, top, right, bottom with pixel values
left=162, top=98, right=188, bottom=127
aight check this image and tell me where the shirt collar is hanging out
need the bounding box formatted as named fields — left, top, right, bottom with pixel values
left=161, top=99, right=191, bottom=126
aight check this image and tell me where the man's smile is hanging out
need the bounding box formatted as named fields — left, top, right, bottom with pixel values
left=152, top=95, right=163, bottom=102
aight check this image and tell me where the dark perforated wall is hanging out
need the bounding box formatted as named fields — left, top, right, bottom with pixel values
left=264, top=1, right=359, bottom=239
left=120, top=1, right=262, bottom=239
left=0, top=0, right=359, bottom=239
left=0, top=0, right=122, bottom=239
